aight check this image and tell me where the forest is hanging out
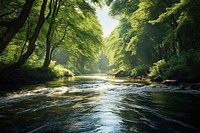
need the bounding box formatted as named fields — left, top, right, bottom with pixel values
left=106, top=0, right=200, bottom=83
left=0, top=0, right=200, bottom=84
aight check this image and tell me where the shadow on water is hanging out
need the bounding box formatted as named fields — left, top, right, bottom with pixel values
left=0, top=75, right=200, bottom=133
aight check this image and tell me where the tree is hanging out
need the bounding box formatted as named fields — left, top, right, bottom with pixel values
left=149, top=0, right=200, bottom=53
left=105, top=0, right=200, bottom=81
left=0, top=0, right=35, bottom=54
left=43, top=0, right=60, bottom=68
left=0, top=0, right=48, bottom=73
left=42, top=0, right=103, bottom=69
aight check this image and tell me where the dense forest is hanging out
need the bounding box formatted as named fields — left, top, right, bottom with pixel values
left=0, top=0, right=200, bottom=84
left=105, top=0, right=200, bottom=82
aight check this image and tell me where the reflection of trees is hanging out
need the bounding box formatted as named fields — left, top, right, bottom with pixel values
left=115, top=93, right=147, bottom=132
left=116, top=89, right=200, bottom=132
left=150, top=91, right=200, bottom=130
left=115, top=91, right=182, bottom=132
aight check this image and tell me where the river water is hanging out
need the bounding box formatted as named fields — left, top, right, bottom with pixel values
left=0, top=75, right=200, bottom=133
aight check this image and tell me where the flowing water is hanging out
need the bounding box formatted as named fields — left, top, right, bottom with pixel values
left=0, top=75, right=200, bottom=133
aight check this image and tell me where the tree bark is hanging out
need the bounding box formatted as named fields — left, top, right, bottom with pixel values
left=0, top=0, right=48, bottom=73
left=43, top=0, right=59, bottom=68
left=0, top=0, right=35, bottom=54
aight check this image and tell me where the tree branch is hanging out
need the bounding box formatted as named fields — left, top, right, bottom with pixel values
left=55, top=25, right=68, bottom=46
left=0, top=0, right=35, bottom=54
left=0, top=10, right=16, bottom=27
left=46, top=0, right=53, bottom=20
left=0, top=9, right=16, bottom=18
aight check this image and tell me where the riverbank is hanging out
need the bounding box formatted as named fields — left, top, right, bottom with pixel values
left=0, top=67, right=74, bottom=88
left=112, top=71, right=200, bottom=87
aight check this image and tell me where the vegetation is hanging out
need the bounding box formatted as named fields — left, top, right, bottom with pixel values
left=0, top=0, right=104, bottom=84
left=0, top=0, right=200, bottom=84
left=104, top=0, right=200, bottom=82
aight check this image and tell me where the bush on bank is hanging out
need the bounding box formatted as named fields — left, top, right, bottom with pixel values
left=148, top=50, right=200, bottom=82
left=0, top=62, right=74, bottom=85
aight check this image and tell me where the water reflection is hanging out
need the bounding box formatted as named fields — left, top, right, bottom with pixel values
left=0, top=76, right=200, bottom=133
left=91, top=91, right=123, bottom=133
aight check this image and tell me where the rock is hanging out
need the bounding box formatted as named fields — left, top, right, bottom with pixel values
left=162, top=80, right=177, bottom=85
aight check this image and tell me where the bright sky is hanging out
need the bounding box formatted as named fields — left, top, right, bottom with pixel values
left=96, top=6, right=119, bottom=38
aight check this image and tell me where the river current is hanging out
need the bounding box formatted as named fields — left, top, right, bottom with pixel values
left=0, top=75, right=200, bottom=133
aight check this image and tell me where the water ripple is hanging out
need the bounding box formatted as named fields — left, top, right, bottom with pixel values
left=0, top=76, right=200, bottom=133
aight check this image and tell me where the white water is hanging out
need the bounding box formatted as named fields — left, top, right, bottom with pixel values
left=0, top=76, right=200, bottom=133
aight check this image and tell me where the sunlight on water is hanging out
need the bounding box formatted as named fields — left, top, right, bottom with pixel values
left=0, top=75, right=200, bottom=133
left=77, top=74, right=127, bottom=83
left=0, top=86, right=70, bottom=103
left=92, top=91, right=124, bottom=133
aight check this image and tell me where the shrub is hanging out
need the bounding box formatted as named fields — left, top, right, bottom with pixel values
left=148, top=59, right=166, bottom=78
left=130, top=64, right=150, bottom=77
left=148, top=50, right=200, bottom=82
left=161, top=55, right=187, bottom=80
left=162, top=50, right=200, bottom=82
left=49, top=61, right=74, bottom=77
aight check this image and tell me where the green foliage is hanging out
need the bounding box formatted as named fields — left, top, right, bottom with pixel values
left=147, top=50, right=200, bottom=82
left=162, top=56, right=187, bottom=80
left=105, top=0, right=200, bottom=82
left=149, top=0, right=189, bottom=25
left=148, top=59, right=166, bottom=78
left=46, top=0, right=104, bottom=73
left=49, top=61, right=74, bottom=77
left=1, top=0, right=200, bottom=83
left=97, top=53, right=109, bottom=73
left=161, top=50, right=200, bottom=82
left=108, top=0, right=139, bottom=16
left=130, top=64, right=150, bottom=78
left=0, top=44, right=20, bottom=67
left=0, top=0, right=103, bottom=78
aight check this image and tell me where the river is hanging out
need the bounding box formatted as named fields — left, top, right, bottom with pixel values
left=0, top=75, right=200, bottom=133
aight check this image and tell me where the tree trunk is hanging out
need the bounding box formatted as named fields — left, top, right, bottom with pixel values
left=43, top=0, right=59, bottom=68
left=42, top=17, right=54, bottom=68
left=0, top=0, right=35, bottom=54
left=0, top=0, right=48, bottom=74
left=43, top=39, right=51, bottom=68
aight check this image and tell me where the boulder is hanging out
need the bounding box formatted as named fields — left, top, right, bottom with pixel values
left=162, top=80, right=177, bottom=85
